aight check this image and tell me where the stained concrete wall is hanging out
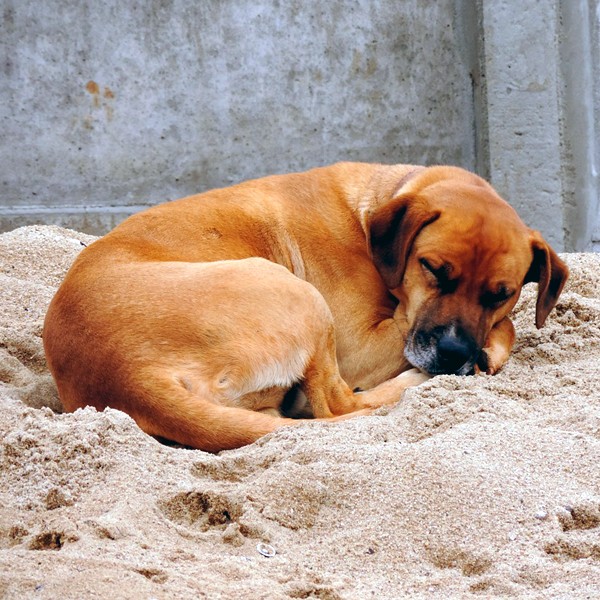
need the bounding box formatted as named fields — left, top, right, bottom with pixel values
left=1, top=0, right=599, bottom=250
left=0, top=0, right=475, bottom=234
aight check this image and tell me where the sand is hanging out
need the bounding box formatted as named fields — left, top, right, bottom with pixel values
left=1, top=225, right=600, bottom=599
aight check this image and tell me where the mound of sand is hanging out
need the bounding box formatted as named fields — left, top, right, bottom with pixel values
left=1, top=225, right=600, bottom=599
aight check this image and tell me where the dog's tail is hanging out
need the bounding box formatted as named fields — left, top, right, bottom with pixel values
left=125, top=384, right=296, bottom=453
left=122, top=378, right=372, bottom=452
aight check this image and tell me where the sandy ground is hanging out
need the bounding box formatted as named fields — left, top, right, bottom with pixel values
left=1, top=225, right=600, bottom=599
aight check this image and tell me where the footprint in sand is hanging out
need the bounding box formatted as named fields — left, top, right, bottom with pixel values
left=159, top=490, right=243, bottom=531
left=544, top=496, right=600, bottom=561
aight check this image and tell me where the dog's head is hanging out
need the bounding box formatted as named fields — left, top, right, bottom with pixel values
left=368, top=166, right=569, bottom=375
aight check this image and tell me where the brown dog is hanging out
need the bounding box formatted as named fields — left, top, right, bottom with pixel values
left=43, top=163, right=568, bottom=452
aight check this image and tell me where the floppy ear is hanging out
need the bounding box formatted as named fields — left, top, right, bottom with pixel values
left=525, top=231, right=569, bottom=328
left=368, top=194, right=441, bottom=289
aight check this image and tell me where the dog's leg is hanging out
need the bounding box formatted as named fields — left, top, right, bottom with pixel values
left=300, top=320, right=430, bottom=418
left=477, top=316, right=515, bottom=374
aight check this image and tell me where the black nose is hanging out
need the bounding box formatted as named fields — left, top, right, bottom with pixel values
left=437, top=334, right=473, bottom=374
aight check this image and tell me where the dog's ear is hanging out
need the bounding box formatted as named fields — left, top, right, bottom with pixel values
left=368, top=194, right=441, bottom=289
left=525, top=231, right=569, bottom=328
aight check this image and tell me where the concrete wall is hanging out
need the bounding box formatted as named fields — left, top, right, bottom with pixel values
left=474, top=0, right=600, bottom=251
left=1, top=0, right=598, bottom=250
left=588, top=0, right=600, bottom=251
left=477, top=1, right=566, bottom=250
left=559, top=0, right=600, bottom=251
left=0, top=0, right=475, bottom=234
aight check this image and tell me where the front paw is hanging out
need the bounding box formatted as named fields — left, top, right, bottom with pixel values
left=476, top=348, right=506, bottom=375
left=396, top=367, right=431, bottom=387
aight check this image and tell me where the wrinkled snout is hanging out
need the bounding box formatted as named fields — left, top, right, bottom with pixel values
left=404, top=324, right=481, bottom=376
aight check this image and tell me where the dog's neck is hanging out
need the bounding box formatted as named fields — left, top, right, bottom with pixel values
left=347, top=164, right=425, bottom=239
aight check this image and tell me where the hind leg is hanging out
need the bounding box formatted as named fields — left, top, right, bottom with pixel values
left=299, top=318, right=429, bottom=419
left=160, top=258, right=428, bottom=429
left=225, top=261, right=429, bottom=419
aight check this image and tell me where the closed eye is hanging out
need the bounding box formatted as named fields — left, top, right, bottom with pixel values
left=419, top=257, right=438, bottom=277
left=419, top=258, right=457, bottom=294
left=481, top=287, right=515, bottom=308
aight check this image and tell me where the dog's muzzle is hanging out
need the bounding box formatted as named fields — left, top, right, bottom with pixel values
left=404, top=324, right=480, bottom=376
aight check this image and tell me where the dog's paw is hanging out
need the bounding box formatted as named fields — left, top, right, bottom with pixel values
left=396, top=367, right=431, bottom=387
left=476, top=348, right=507, bottom=375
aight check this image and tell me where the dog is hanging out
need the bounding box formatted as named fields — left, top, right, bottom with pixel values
left=43, top=163, right=568, bottom=452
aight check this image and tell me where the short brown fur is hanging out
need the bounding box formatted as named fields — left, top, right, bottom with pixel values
left=43, top=163, right=568, bottom=451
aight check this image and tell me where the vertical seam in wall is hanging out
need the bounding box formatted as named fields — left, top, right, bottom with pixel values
left=454, top=0, right=490, bottom=180
left=556, top=0, right=569, bottom=249
left=474, top=0, right=490, bottom=180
